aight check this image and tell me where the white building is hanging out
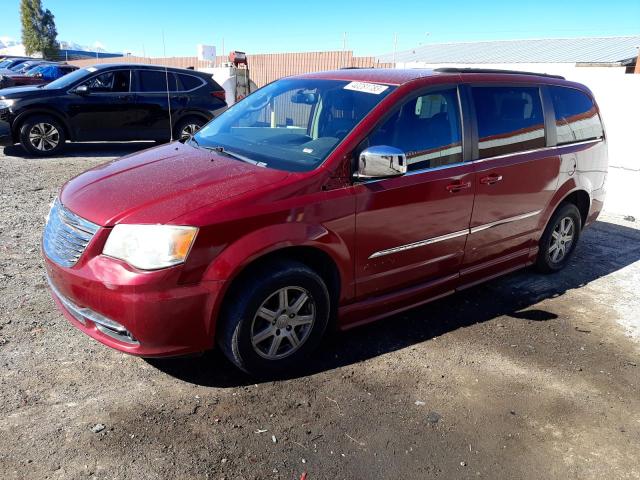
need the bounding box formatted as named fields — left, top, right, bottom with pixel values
left=377, top=36, right=640, bottom=218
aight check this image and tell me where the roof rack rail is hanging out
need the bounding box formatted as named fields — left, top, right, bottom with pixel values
left=434, top=67, right=565, bottom=80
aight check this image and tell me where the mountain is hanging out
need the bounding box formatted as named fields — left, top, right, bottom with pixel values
left=0, top=37, right=120, bottom=56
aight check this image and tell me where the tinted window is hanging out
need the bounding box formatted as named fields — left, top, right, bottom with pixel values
left=549, top=86, right=603, bottom=145
left=138, top=70, right=178, bottom=92
left=82, top=70, right=131, bottom=93
left=178, top=74, right=202, bottom=91
left=472, top=86, right=545, bottom=158
left=368, top=88, right=463, bottom=171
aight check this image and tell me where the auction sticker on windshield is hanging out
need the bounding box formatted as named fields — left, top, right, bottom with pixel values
left=344, top=81, right=389, bottom=95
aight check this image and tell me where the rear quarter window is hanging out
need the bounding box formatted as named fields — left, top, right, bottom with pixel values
left=549, top=86, right=603, bottom=145
left=178, top=74, right=204, bottom=91
left=472, top=86, right=545, bottom=159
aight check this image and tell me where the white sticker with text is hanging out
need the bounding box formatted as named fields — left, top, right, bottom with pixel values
left=344, top=81, right=388, bottom=95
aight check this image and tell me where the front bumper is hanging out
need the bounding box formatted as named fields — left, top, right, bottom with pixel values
left=0, top=114, right=12, bottom=146
left=44, top=244, right=225, bottom=357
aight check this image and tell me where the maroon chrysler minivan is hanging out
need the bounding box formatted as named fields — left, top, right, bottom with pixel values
left=42, top=68, right=607, bottom=375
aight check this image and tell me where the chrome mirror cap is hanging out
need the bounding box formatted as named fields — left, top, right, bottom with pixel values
left=355, top=145, right=407, bottom=180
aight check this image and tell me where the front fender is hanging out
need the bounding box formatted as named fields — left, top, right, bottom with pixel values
left=13, top=106, right=71, bottom=140
left=199, top=222, right=354, bottom=334
left=201, top=222, right=353, bottom=297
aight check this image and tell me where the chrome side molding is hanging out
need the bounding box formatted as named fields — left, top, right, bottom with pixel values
left=469, top=210, right=541, bottom=234
left=368, top=210, right=542, bottom=259
left=369, top=229, right=469, bottom=259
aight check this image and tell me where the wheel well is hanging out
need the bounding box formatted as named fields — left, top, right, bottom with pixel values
left=562, top=190, right=590, bottom=228
left=14, top=111, right=71, bottom=142
left=218, top=246, right=342, bottom=328
left=173, top=113, right=209, bottom=130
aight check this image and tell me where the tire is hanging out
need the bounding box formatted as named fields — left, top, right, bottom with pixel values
left=535, top=202, right=582, bottom=273
left=174, top=116, right=206, bottom=142
left=19, top=114, right=66, bottom=157
left=217, top=260, right=331, bottom=376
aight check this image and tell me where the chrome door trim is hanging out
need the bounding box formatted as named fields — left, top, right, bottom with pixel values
left=368, top=209, right=543, bottom=259
left=368, top=229, right=469, bottom=259
left=469, top=209, right=542, bottom=234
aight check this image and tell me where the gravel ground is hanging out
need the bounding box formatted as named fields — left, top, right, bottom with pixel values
left=1, top=142, right=639, bottom=480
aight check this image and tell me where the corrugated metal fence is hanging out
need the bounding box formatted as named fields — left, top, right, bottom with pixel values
left=69, top=51, right=393, bottom=87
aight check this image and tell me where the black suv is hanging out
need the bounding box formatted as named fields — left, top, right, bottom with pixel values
left=0, top=64, right=227, bottom=156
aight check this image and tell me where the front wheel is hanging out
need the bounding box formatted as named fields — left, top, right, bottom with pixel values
left=19, top=115, right=66, bottom=156
left=535, top=203, right=582, bottom=273
left=217, top=260, right=330, bottom=376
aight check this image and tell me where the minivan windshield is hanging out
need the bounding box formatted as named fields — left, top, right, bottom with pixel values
left=191, top=78, right=394, bottom=172
left=44, top=67, right=93, bottom=89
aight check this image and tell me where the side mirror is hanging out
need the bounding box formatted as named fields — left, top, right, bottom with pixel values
left=355, top=146, right=407, bottom=180
left=75, top=85, right=89, bottom=95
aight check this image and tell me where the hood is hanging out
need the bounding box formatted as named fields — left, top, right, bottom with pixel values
left=0, top=85, right=49, bottom=98
left=60, top=142, right=290, bottom=226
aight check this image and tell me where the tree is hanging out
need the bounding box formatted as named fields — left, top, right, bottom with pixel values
left=20, top=0, right=59, bottom=59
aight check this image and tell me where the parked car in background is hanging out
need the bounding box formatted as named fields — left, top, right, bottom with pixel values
left=6, top=59, right=55, bottom=75
left=0, top=63, right=227, bottom=155
left=0, top=57, right=30, bottom=74
left=0, top=63, right=78, bottom=89
left=41, top=68, right=607, bottom=375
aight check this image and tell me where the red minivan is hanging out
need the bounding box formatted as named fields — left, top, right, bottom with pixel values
left=43, top=68, right=607, bottom=375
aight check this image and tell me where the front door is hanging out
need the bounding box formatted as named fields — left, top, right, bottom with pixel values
left=461, top=85, right=561, bottom=285
left=67, top=69, right=135, bottom=141
left=354, top=87, right=475, bottom=300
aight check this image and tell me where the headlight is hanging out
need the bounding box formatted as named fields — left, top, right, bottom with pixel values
left=0, top=99, right=14, bottom=109
left=103, top=224, right=198, bottom=270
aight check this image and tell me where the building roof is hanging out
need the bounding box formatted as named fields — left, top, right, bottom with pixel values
left=377, top=36, right=640, bottom=65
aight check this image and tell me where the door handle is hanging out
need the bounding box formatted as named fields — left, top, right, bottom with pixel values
left=445, top=180, right=472, bottom=193
left=117, top=94, right=133, bottom=101
left=479, top=174, right=503, bottom=185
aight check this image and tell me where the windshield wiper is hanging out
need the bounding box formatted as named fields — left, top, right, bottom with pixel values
left=206, top=145, right=265, bottom=167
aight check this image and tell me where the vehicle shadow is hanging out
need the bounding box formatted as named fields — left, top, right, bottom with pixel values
left=2, top=141, right=157, bottom=158
left=147, top=219, right=640, bottom=387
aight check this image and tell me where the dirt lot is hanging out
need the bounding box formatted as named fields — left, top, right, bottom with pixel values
left=1, top=143, right=639, bottom=480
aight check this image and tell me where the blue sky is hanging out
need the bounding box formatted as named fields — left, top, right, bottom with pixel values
left=1, top=0, right=639, bottom=57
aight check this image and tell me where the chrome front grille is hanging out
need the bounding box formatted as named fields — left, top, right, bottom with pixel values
left=43, top=198, right=100, bottom=267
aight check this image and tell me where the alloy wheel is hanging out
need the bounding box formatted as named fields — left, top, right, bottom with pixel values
left=250, top=286, right=316, bottom=360
left=180, top=123, right=201, bottom=140
left=549, top=216, right=575, bottom=263
left=29, top=123, right=60, bottom=151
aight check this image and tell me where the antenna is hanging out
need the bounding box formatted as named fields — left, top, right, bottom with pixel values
left=162, top=30, right=174, bottom=142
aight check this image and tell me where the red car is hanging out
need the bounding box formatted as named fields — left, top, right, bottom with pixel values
left=42, top=68, right=607, bottom=375
left=0, top=63, right=78, bottom=89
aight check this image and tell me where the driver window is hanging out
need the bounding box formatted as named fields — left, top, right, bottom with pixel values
left=82, top=70, right=131, bottom=93
left=368, top=88, right=463, bottom=171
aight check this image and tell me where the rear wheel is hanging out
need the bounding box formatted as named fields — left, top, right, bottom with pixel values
left=217, top=260, right=330, bottom=376
left=535, top=203, right=582, bottom=273
left=174, top=116, right=206, bottom=141
left=19, top=115, right=66, bottom=156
